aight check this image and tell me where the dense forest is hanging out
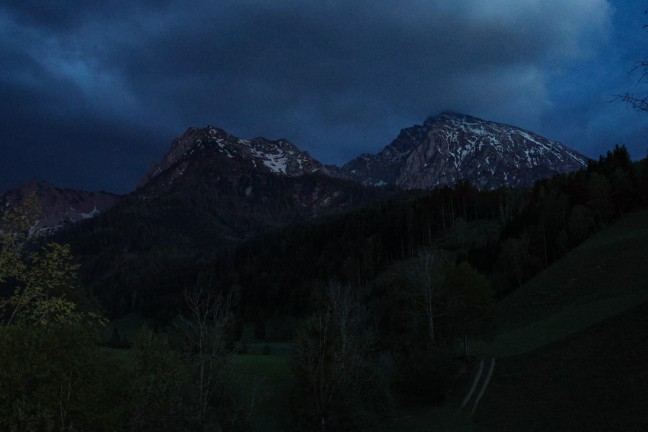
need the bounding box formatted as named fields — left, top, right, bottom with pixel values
left=0, top=145, right=646, bottom=431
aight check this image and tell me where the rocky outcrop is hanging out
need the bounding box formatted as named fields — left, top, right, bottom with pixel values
left=340, top=112, right=588, bottom=189
left=138, top=126, right=329, bottom=190
left=0, top=181, right=120, bottom=233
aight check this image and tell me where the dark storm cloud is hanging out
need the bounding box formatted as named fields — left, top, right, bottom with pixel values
left=113, top=0, right=608, bottom=124
left=0, top=0, right=633, bottom=194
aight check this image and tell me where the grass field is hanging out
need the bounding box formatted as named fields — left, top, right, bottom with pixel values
left=104, top=345, right=294, bottom=432
left=226, top=353, right=294, bottom=432
left=393, top=209, right=648, bottom=431
left=472, top=288, right=648, bottom=358
left=468, top=209, right=648, bottom=430
left=475, top=299, right=648, bottom=431
left=489, top=209, right=648, bottom=335
left=389, top=405, right=486, bottom=432
left=102, top=312, right=151, bottom=345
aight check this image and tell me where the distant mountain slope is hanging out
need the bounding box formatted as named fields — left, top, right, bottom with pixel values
left=3, top=114, right=590, bottom=235
left=340, top=112, right=588, bottom=189
left=0, top=181, right=119, bottom=233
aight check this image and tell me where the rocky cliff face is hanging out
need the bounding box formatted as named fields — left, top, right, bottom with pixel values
left=3, top=114, right=589, bottom=237
left=340, top=112, right=588, bottom=189
left=111, top=126, right=399, bottom=244
left=0, top=181, right=120, bottom=233
left=138, top=126, right=330, bottom=191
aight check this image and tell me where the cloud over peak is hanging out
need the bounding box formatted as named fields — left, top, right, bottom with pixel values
left=0, top=0, right=625, bottom=193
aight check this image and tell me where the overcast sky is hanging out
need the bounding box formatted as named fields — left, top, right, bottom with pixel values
left=1, top=0, right=647, bottom=194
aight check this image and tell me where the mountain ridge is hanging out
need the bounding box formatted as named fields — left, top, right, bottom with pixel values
left=0, top=180, right=120, bottom=233
left=1, top=112, right=589, bottom=234
left=138, top=126, right=331, bottom=191
left=135, top=112, right=588, bottom=199
left=339, top=111, right=588, bottom=189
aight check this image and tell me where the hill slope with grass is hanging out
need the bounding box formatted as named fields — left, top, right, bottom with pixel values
left=476, top=298, right=648, bottom=431
left=386, top=209, right=648, bottom=431
left=465, top=209, right=648, bottom=430
left=478, top=209, right=648, bottom=358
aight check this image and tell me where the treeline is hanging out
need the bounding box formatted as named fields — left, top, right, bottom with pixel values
left=203, top=146, right=647, bottom=328
left=219, top=183, right=506, bottom=324
left=60, top=171, right=403, bottom=319
left=489, top=145, right=647, bottom=295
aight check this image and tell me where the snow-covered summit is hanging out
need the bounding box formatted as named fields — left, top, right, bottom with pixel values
left=139, top=126, right=326, bottom=188
left=340, top=112, right=588, bottom=190
left=140, top=113, right=589, bottom=193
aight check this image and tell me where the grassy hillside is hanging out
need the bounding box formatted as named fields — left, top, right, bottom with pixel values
left=466, top=209, right=648, bottom=431
left=476, top=300, right=648, bottom=431
left=395, top=209, right=648, bottom=431
left=226, top=354, right=294, bottom=432
left=476, top=209, right=648, bottom=358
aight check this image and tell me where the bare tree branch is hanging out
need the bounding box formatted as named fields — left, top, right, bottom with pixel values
left=180, top=286, right=236, bottom=428
left=616, top=14, right=648, bottom=111
left=407, top=249, right=445, bottom=344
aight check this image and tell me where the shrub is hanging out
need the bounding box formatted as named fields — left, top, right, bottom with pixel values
left=0, top=324, right=129, bottom=431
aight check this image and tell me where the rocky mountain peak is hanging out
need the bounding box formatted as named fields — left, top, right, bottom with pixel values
left=340, top=112, right=588, bottom=190
left=138, top=126, right=326, bottom=189
left=0, top=181, right=119, bottom=234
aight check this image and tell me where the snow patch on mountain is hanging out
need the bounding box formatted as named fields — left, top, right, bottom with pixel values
left=262, top=153, right=288, bottom=174
left=340, top=112, right=588, bottom=190
left=0, top=181, right=119, bottom=234
left=139, top=127, right=326, bottom=189
left=79, top=206, right=100, bottom=220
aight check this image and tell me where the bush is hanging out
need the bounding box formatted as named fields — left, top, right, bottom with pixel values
left=129, top=326, right=252, bottom=432
left=291, top=282, right=392, bottom=432
left=0, top=324, right=129, bottom=431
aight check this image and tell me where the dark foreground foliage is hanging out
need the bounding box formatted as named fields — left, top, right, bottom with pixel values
left=0, top=324, right=129, bottom=431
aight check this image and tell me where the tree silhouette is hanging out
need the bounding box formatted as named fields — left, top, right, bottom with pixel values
left=620, top=14, right=648, bottom=111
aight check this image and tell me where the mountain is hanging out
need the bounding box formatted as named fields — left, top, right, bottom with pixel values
left=60, top=127, right=404, bottom=316
left=4, top=114, right=589, bottom=236
left=138, top=126, right=332, bottom=192
left=129, top=126, right=397, bottom=236
left=49, top=119, right=631, bottom=319
left=340, top=112, right=588, bottom=189
left=0, top=181, right=120, bottom=233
